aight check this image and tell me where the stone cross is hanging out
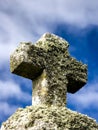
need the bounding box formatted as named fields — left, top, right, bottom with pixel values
left=10, top=33, right=87, bottom=107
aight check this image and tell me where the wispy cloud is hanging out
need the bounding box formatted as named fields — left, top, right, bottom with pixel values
left=0, top=80, right=31, bottom=102
left=0, top=102, right=18, bottom=126
left=0, top=102, right=17, bottom=116
left=0, top=0, right=98, bottom=65
left=0, top=80, right=31, bottom=124
left=68, top=80, right=98, bottom=110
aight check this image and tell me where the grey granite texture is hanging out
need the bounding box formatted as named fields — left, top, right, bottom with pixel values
left=1, top=33, right=97, bottom=130
left=10, top=33, right=87, bottom=106
left=1, top=105, right=98, bottom=130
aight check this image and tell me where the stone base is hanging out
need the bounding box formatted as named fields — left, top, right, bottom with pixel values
left=1, top=105, right=98, bottom=130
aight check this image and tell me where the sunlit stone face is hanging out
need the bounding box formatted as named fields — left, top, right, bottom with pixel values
left=32, top=96, right=41, bottom=105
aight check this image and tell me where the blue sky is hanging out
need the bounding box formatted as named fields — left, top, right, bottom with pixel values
left=0, top=0, right=98, bottom=126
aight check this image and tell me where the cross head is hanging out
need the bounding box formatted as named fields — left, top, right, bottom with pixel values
left=10, top=33, right=87, bottom=107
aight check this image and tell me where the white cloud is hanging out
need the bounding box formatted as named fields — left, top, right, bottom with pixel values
left=0, top=80, right=31, bottom=102
left=13, top=0, right=98, bottom=27
left=0, top=78, right=31, bottom=123
left=0, top=102, right=17, bottom=116
left=68, top=81, right=98, bottom=110
left=0, top=0, right=98, bottom=65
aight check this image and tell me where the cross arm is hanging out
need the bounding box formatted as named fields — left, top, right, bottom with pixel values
left=10, top=42, right=46, bottom=80
left=66, top=58, right=87, bottom=93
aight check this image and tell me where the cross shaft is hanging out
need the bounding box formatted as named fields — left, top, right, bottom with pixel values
left=10, top=33, right=87, bottom=107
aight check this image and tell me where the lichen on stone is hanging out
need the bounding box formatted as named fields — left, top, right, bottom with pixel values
left=1, top=105, right=98, bottom=130
left=10, top=33, right=87, bottom=107
left=1, top=33, right=96, bottom=130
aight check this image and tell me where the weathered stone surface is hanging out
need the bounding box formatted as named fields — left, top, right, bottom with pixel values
left=1, top=33, right=96, bottom=130
left=10, top=33, right=87, bottom=107
left=1, top=105, right=98, bottom=130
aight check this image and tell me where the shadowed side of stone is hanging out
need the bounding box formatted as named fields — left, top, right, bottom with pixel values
left=10, top=42, right=45, bottom=80
left=1, top=106, right=98, bottom=130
